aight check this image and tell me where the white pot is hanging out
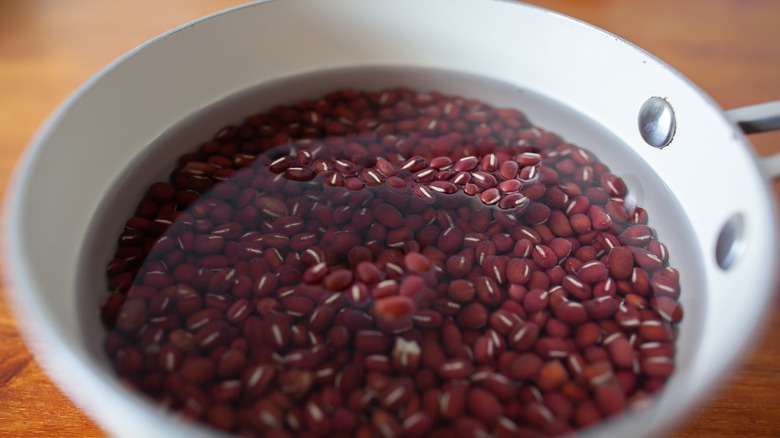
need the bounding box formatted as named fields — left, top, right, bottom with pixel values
left=4, top=0, right=779, bottom=437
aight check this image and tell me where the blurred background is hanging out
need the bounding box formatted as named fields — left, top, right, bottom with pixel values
left=0, top=0, right=778, bottom=436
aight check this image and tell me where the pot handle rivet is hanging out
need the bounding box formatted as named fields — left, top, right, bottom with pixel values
left=638, top=97, right=676, bottom=148
left=715, top=213, right=745, bottom=270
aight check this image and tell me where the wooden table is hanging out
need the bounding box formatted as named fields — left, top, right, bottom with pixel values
left=1, top=0, right=778, bottom=436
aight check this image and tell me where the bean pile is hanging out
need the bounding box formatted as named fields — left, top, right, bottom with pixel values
left=101, top=87, right=683, bottom=437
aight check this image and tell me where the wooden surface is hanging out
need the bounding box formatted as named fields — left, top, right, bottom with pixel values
left=1, top=0, right=778, bottom=436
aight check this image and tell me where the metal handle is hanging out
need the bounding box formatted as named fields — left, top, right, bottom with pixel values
left=727, top=101, right=780, bottom=134
left=726, top=101, right=780, bottom=180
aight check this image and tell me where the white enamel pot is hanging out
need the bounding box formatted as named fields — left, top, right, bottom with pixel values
left=4, top=0, right=779, bottom=437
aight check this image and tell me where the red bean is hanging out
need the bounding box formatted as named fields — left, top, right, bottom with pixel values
left=410, top=310, right=441, bottom=330
left=444, top=255, right=471, bottom=279
left=390, top=337, right=420, bottom=373
left=474, top=276, right=503, bottom=307
left=593, top=382, right=627, bottom=416
left=554, top=301, right=588, bottom=325
left=456, top=302, right=489, bottom=329
left=605, top=333, right=635, bottom=368
left=439, top=383, right=468, bottom=420
left=374, top=295, right=415, bottom=333
left=650, top=269, right=679, bottom=297
left=583, top=296, right=618, bottom=320
left=577, top=260, right=608, bottom=283
left=536, top=360, right=569, bottom=391
left=378, top=377, right=414, bottom=410
left=404, top=252, right=431, bottom=273
left=453, top=156, right=478, bottom=172
left=437, top=227, right=464, bottom=253
left=479, top=187, right=501, bottom=205
left=323, top=269, right=353, bottom=291
left=307, top=306, right=334, bottom=333
left=471, top=171, right=497, bottom=189
left=607, top=246, right=633, bottom=280
left=226, top=299, right=252, bottom=324
left=402, top=412, right=434, bottom=438
left=508, top=321, right=541, bottom=352
left=115, top=298, right=147, bottom=334
left=180, top=357, right=215, bottom=383
left=631, top=247, right=664, bottom=271
left=475, top=241, right=496, bottom=265
left=468, top=387, right=503, bottom=424
left=483, top=255, right=508, bottom=285
left=438, top=358, right=474, bottom=380
left=561, top=275, right=592, bottom=301
left=651, top=296, right=684, bottom=323
left=522, top=289, right=549, bottom=313
left=509, top=352, right=543, bottom=381
left=532, top=244, right=557, bottom=269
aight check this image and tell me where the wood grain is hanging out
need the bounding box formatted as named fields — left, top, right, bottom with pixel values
left=1, top=0, right=778, bottom=436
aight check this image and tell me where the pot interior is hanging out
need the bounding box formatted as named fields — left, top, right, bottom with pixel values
left=77, top=65, right=706, bottom=435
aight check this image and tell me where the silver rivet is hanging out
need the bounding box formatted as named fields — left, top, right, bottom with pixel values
left=638, top=97, right=676, bottom=148
left=716, top=213, right=745, bottom=270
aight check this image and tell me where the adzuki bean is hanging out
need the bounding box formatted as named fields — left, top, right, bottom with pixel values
left=101, top=86, right=683, bottom=437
